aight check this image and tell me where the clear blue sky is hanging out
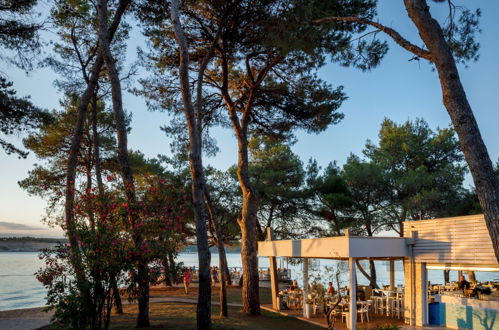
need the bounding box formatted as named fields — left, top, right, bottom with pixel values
left=1, top=1, right=498, bottom=237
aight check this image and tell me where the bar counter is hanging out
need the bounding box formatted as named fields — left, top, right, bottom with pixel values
left=434, top=294, right=498, bottom=329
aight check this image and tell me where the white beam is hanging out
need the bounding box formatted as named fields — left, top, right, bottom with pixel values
left=258, top=236, right=408, bottom=259
left=348, top=258, right=357, bottom=329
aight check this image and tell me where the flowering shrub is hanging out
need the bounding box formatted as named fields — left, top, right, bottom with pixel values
left=35, top=176, right=191, bottom=329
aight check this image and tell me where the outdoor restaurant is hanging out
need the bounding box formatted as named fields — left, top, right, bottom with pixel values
left=258, top=214, right=499, bottom=329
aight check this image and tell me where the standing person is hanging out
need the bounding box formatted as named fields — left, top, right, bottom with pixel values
left=214, top=267, right=219, bottom=284
left=326, top=282, right=335, bottom=295
left=183, top=267, right=192, bottom=294
left=211, top=267, right=216, bottom=287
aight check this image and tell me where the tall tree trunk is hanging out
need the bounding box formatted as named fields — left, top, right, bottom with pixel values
left=168, top=252, right=177, bottom=284
left=224, top=259, right=232, bottom=286
left=467, top=271, right=477, bottom=284
left=162, top=258, right=173, bottom=287
left=403, top=0, right=499, bottom=262
left=170, top=1, right=214, bottom=327
left=85, top=134, right=95, bottom=231
left=317, top=3, right=499, bottom=261
left=65, top=0, right=128, bottom=283
left=220, top=64, right=261, bottom=314
left=91, top=93, right=104, bottom=196
left=91, top=92, right=123, bottom=315
left=96, top=0, right=147, bottom=326
left=205, top=189, right=228, bottom=317
left=65, top=63, right=100, bottom=291
left=236, top=137, right=261, bottom=315
left=111, top=278, right=123, bottom=315
left=369, top=260, right=377, bottom=289
left=443, top=270, right=450, bottom=284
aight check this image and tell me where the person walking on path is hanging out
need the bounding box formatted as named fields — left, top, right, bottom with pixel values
left=183, top=267, right=191, bottom=294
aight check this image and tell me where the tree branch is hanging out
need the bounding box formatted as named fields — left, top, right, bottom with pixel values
left=314, top=16, right=433, bottom=61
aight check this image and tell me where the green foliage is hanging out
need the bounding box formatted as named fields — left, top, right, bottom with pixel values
left=18, top=96, right=119, bottom=221
left=35, top=176, right=190, bottom=329
left=248, top=136, right=309, bottom=239
left=442, top=6, right=481, bottom=65
left=0, top=1, right=49, bottom=158
left=36, top=227, right=129, bottom=329
left=342, top=154, right=389, bottom=236
left=204, top=167, right=242, bottom=244
left=0, top=0, right=41, bottom=70
left=305, top=160, right=353, bottom=236
left=0, top=76, right=52, bottom=157
left=43, top=0, right=131, bottom=94
left=364, top=118, right=467, bottom=232
left=302, top=117, right=473, bottom=239
left=272, top=0, right=387, bottom=70
left=136, top=0, right=388, bottom=144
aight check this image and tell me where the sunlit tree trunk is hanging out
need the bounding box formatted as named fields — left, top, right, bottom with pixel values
left=317, top=2, right=499, bottom=261
left=205, top=189, right=228, bottom=316
left=170, top=1, right=214, bottom=327
left=220, top=53, right=261, bottom=316
left=237, top=154, right=260, bottom=315
left=403, top=0, right=499, bottom=262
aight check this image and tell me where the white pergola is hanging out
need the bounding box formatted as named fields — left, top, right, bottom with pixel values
left=258, top=229, right=410, bottom=329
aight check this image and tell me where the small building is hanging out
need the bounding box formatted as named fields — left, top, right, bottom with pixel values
left=404, top=215, right=498, bottom=329
left=258, top=214, right=499, bottom=329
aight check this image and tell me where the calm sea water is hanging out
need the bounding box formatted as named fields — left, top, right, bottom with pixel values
left=1, top=252, right=497, bottom=311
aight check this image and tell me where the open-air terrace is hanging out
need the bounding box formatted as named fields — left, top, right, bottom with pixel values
left=258, top=215, right=499, bottom=330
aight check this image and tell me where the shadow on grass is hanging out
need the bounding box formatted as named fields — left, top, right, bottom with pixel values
left=109, top=303, right=322, bottom=329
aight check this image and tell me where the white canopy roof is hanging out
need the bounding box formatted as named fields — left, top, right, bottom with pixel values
left=258, top=235, right=409, bottom=259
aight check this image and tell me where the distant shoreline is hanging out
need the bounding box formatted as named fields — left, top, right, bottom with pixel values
left=0, top=237, right=242, bottom=253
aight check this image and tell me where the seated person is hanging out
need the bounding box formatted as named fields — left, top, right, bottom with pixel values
left=326, top=282, right=335, bottom=295
left=290, top=280, right=299, bottom=291
left=458, top=275, right=471, bottom=290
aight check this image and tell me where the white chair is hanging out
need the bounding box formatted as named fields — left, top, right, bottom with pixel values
left=313, top=301, right=323, bottom=316
left=374, top=296, right=386, bottom=315
left=341, top=310, right=349, bottom=323
left=358, top=302, right=370, bottom=323
left=390, top=298, right=403, bottom=319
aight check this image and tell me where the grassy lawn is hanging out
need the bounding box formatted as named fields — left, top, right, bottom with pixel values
left=44, top=286, right=309, bottom=329
left=149, top=285, right=273, bottom=306
left=109, top=302, right=322, bottom=329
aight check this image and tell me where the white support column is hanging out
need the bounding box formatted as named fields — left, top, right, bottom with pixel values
left=420, top=263, right=428, bottom=326
left=348, top=257, right=357, bottom=330
left=409, top=231, right=417, bottom=326
left=303, top=257, right=309, bottom=318
left=266, top=228, right=279, bottom=310
left=389, top=259, right=395, bottom=291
